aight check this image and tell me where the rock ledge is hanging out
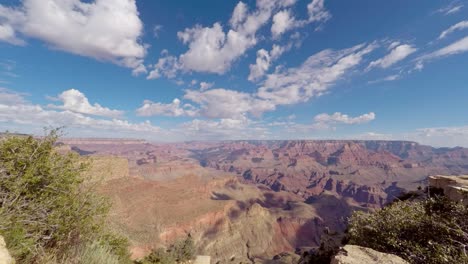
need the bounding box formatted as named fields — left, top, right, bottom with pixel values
left=331, top=245, right=408, bottom=264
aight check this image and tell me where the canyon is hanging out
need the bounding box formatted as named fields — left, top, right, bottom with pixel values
left=59, top=139, right=468, bottom=263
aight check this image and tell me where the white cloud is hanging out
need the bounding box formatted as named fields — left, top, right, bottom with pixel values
left=0, top=89, right=161, bottom=137
left=257, top=43, right=376, bottom=105
left=270, top=0, right=331, bottom=38
left=271, top=10, right=295, bottom=39
left=0, top=0, right=147, bottom=72
left=249, top=49, right=271, bottom=81
left=48, top=89, right=123, bottom=118
left=177, top=22, right=241, bottom=74
left=307, top=0, right=331, bottom=23
left=184, top=88, right=276, bottom=119
left=283, top=112, right=375, bottom=132
left=199, top=82, right=214, bottom=91
left=0, top=88, right=27, bottom=105
left=435, top=2, right=464, bottom=15
left=412, top=126, right=468, bottom=147
left=136, top=98, right=198, bottom=117
left=419, top=36, right=468, bottom=61
left=313, top=112, right=375, bottom=126
left=439, top=20, right=468, bottom=39
left=445, top=5, right=463, bottom=14
left=388, top=41, right=401, bottom=50
left=354, top=125, right=468, bottom=148
left=0, top=24, right=25, bottom=46
left=414, top=61, right=424, bottom=71
left=153, top=24, right=163, bottom=38
left=248, top=43, right=291, bottom=82
left=368, top=44, right=417, bottom=70
left=180, top=116, right=271, bottom=140
left=148, top=0, right=301, bottom=78
left=368, top=74, right=401, bottom=84
left=270, top=44, right=287, bottom=60
left=230, top=1, right=249, bottom=28
left=183, top=117, right=249, bottom=133
left=147, top=50, right=181, bottom=79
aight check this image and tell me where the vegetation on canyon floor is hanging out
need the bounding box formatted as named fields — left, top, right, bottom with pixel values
left=135, top=236, right=195, bottom=264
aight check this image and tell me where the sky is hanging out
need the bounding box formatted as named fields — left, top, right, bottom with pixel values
left=0, top=0, right=468, bottom=147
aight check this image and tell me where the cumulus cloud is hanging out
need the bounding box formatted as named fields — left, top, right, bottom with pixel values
left=281, top=112, right=375, bottom=133
left=248, top=43, right=292, bottom=82
left=136, top=98, right=198, bottom=117
left=153, top=24, right=163, bottom=38
left=439, top=20, right=468, bottom=39
left=367, top=44, right=417, bottom=70
left=0, top=0, right=147, bottom=73
left=0, top=24, right=25, bottom=46
left=419, top=36, right=468, bottom=61
left=199, top=82, right=214, bottom=91
left=147, top=50, right=181, bottom=79
left=0, top=88, right=161, bottom=137
left=180, top=116, right=270, bottom=140
left=270, top=0, right=331, bottom=38
left=257, top=43, right=376, bottom=105
left=148, top=0, right=301, bottom=78
left=182, top=117, right=250, bottom=134
left=249, top=49, right=271, bottom=81
left=271, top=10, right=295, bottom=38
left=48, top=89, right=123, bottom=118
left=313, top=112, right=375, bottom=127
left=307, top=0, right=331, bottom=23
left=184, top=88, right=275, bottom=119
left=354, top=125, right=468, bottom=148
left=137, top=88, right=276, bottom=120
left=0, top=88, right=27, bottom=105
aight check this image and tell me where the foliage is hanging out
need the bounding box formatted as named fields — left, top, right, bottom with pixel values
left=137, top=235, right=196, bottom=264
left=0, top=130, right=131, bottom=263
left=298, top=228, right=342, bottom=264
left=347, top=196, right=468, bottom=264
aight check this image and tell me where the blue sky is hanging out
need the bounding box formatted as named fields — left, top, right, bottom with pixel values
left=0, top=0, right=468, bottom=147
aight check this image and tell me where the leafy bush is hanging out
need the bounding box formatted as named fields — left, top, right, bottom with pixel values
left=298, top=228, right=342, bottom=264
left=347, top=196, right=468, bottom=264
left=138, top=235, right=196, bottom=264
left=0, top=131, right=130, bottom=263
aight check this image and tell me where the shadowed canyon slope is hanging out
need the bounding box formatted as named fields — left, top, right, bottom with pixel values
left=61, top=139, right=468, bottom=262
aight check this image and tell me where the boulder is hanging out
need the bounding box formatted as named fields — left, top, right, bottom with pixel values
left=0, top=236, right=14, bottom=264
left=331, top=245, right=408, bottom=264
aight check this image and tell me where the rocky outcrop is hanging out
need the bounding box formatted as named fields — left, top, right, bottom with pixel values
left=195, top=140, right=468, bottom=208
left=65, top=139, right=468, bottom=263
left=429, top=175, right=468, bottom=205
left=331, top=245, right=408, bottom=264
left=0, top=236, right=14, bottom=264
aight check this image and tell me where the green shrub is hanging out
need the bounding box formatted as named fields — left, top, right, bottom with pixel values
left=0, top=130, right=131, bottom=263
left=347, top=196, right=468, bottom=264
left=138, top=235, right=196, bottom=264
left=40, top=241, right=122, bottom=264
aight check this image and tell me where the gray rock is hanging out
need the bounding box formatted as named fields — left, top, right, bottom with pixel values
left=0, top=236, right=15, bottom=264
left=331, top=245, right=408, bottom=264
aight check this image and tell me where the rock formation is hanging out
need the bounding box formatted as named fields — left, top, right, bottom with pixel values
left=58, top=139, right=468, bottom=262
left=331, top=245, right=408, bottom=264
left=429, top=175, right=468, bottom=205
left=0, top=236, right=14, bottom=264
